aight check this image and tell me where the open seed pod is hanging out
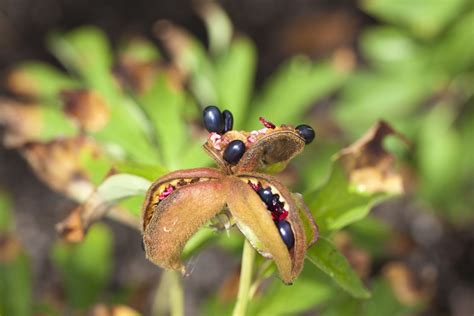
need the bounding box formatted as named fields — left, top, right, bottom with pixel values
left=141, top=168, right=318, bottom=284
left=203, top=117, right=306, bottom=174
left=142, top=110, right=318, bottom=284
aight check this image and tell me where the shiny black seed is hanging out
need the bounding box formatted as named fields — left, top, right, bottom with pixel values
left=295, top=124, right=315, bottom=144
left=222, top=110, right=234, bottom=133
left=277, top=220, right=295, bottom=249
left=257, top=187, right=273, bottom=206
left=223, top=140, right=246, bottom=164
left=270, top=194, right=282, bottom=210
left=203, top=105, right=224, bottom=133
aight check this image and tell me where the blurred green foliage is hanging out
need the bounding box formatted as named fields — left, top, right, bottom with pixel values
left=1, top=0, right=473, bottom=314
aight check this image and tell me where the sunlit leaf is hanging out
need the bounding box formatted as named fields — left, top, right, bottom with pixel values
left=248, top=58, right=348, bottom=129
left=361, top=0, right=467, bottom=38
left=7, top=61, right=79, bottom=98
left=155, top=21, right=217, bottom=105
left=334, top=71, right=438, bottom=135
left=48, top=26, right=160, bottom=164
left=197, top=0, right=233, bottom=55
left=215, top=37, right=256, bottom=129
left=139, top=72, right=187, bottom=169
left=51, top=223, right=113, bottom=309
left=360, top=27, right=426, bottom=72
left=306, top=237, right=371, bottom=299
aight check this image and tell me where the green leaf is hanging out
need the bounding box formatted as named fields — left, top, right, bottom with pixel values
left=8, top=62, right=79, bottom=98
left=114, top=161, right=168, bottom=181
left=359, top=27, right=426, bottom=72
left=306, top=237, right=371, bottom=299
left=118, top=37, right=161, bottom=63
left=0, top=191, right=13, bottom=232
left=416, top=103, right=463, bottom=207
left=348, top=217, right=391, bottom=259
left=363, top=278, right=419, bottom=316
left=48, top=26, right=114, bottom=97
left=39, top=103, right=78, bottom=141
left=361, top=0, right=467, bottom=38
left=432, top=10, right=474, bottom=75
left=215, top=37, right=256, bottom=128
left=0, top=252, right=33, bottom=316
left=304, top=164, right=384, bottom=233
left=198, top=1, right=233, bottom=55
left=248, top=58, right=347, bottom=129
left=248, top=265, right=334, bottom=316
left=334, top=70, right=438, bottom=135
left=51, top=223, right=113, bottom=309
left=173, top=31, right=217, bottom=106
left=49, top=27, right=160, bottom=164
left=139, top=73, right=188, bottom=169
left=95, top=174, right=151, bottom=202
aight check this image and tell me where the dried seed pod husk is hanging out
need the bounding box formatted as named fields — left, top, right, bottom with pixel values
left=236, top=128, right=305, bottom=173
left=141, top=168, right=225, bottom=273
left=233, top=173, right=314, bottom=283
left=203, top=127, right=305, bottom=174
left=143, top=179, right=226, bottom=273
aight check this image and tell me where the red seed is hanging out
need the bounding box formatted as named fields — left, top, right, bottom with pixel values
left=259, top=117, right=276, bottom=129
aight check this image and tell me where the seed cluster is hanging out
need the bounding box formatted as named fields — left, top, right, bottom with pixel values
left=247, top=180, right=295, bottom=249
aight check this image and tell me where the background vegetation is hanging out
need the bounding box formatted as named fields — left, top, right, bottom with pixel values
left=1, top=0, right=473, bottom=315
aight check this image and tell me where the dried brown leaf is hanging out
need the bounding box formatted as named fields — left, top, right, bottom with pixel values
left=20, top=137, right=97, bottom=201
left=56, top=206, right=85, bottom=242
left=61, top=90, right=110, bottom=132
left=0, top=234, right=22, bottom=262
left=335, top=120, right=409, bottom=194
left=0, top=98, right=42, bottom=147
left=6, top=69, right=38, bottom=97
left=383, top=261, right=428, bottom=306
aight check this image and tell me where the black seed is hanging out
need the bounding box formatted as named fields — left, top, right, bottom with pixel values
left=277, top=220, right=295, bottom=249
left=223, top=140, right=246, bottom=164
left=295, top=124, right=315, bottom=144
left=222, top=110, right=234, bottom=133
left=203, top=105, right=224, bottom=133
left=257, top=187, right=273, bottom=206
left=270, top=194, right=282, bottom=210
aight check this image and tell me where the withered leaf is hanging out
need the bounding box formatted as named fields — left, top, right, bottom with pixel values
left=21, top=137, right=97, bottom=201
left=335, top=120, right=409, bottom=194
left=61, top=89, right=110, bottom=132
left=0, top=99, right=43, bottom=147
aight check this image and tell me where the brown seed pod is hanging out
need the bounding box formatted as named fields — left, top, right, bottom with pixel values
left=141, top=117, right=317, bottom=284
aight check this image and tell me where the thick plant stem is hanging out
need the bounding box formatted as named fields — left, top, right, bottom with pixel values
left=153, top=270, right=184, bottom=316
left=232, top=240, right=256, bottom=316
left=169, top=270, right=184, bottom=316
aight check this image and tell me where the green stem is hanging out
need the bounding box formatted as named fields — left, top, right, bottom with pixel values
left=232, top=240, right=256, bottom=316
left=169, top=270, right=184, bottom=316
left=152, top=270, right=184, bottom=316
